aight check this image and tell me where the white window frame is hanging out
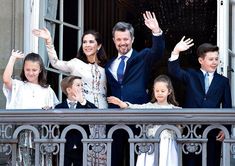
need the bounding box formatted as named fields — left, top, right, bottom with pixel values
left=230, top=0, right=235, bottom=107
left=217, top=0, right=229, bottom=76
left=23, top=0, right=40, bottom=54
left=25, top=0, right=84, bottom=100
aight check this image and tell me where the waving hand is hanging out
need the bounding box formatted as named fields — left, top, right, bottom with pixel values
left=32, top=28, right=52, bottom=44
left=172, top=36, right=194, bottom=55
left=143, top=11, right=161, bottom=34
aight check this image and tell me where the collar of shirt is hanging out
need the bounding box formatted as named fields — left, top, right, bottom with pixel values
left=117, top=48, right=133, bottom=60
left=67, top=99, right=77, bottom=105
left=200, top=69, right=214, bottom=84
left=200, top=69, right=214, bottom=77
left=109, top=49, right=133, bottom=80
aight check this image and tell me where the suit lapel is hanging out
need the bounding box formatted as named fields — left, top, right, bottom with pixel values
left=198, top=70, right=206, bottom=92
left=106, top=56, right=116, bottom=69
left=64, top=101, right=69, bottom=108
left=105, top=56, right=119, bottom=83
left=106, top=50, right=137, bottom=84
left=207, top=72, right=220, bottom=94
left=123, top=50, right=138, bottom=82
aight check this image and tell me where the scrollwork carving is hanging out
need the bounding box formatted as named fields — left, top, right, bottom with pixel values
left=0, top=144, right=12, bottom=155
left=87, top=142, right=107, bottom=166
left=135, top=124, right=156, bottom=139
left=182, top=124, right=202, bottom=154
left=135, top=143, right=155, bottom=155
left=40, top=143, right=59, bottom=155
left=89, top=125, right=106, bottom=139
left=41, top=124, right=60, bottom=139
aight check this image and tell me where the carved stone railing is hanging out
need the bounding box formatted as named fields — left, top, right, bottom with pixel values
left=0, top=108, right=234, bottom=166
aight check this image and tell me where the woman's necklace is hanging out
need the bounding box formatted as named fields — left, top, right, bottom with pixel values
left=91, top=63, right=101, bottom=107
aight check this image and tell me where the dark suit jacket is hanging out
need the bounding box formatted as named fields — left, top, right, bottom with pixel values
left=55, top=100, right=96, bottom=109
left=168, top=59, right=232, bottom=108
left=168, top=59, right=232, bottom=166
left=55, top=100, right=96, bottom=152
left=105, top=35, right=165, bottom=107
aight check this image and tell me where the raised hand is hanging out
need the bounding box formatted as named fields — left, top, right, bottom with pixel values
left=3, top=49, right=25, bottom=90
left=172, top=36, right=194, bottom=55
left=32, top=28, right=51, bottom=42
left=11, top=49, right=25, bottom=59
left=143, top=11, right=161, bottom=34
left=71, top=90, right=85, bottom=104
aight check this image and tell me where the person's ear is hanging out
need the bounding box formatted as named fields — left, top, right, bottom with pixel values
left=168, top=89, right=171, bottom=95
left=198, top=57, right=203, bottom=65
left=97, top=44, right=101, bottom=51
left=66, top=87, right=71, bottom=94
left=132, top=37, right=135, bottom=43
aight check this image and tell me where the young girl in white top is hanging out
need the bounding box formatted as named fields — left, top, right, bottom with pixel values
left=3, top=50, right=59, bottom=165
left=3, top=50, right=59, bottom=109
left=107, top=74, right=180, bottom=166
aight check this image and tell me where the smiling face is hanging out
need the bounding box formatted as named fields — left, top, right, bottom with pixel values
left=23, top=60, right=41, bottom=84
left=82, top=34, right=101, bottom=62
left=113, top=30, right=134, bottom=55
left=153, top=81, right=171, bottom=105
left=198, top=51, right=219, bottom=73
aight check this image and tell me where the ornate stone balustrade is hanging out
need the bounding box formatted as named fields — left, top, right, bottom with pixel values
left=0, top=108, right=234, bottom=166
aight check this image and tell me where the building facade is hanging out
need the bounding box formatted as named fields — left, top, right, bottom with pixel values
left=0, top=0, right=234, bottom=108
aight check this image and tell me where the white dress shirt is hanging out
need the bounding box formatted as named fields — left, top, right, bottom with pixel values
left=200, top=69, right=214, bottom=86
left=67, top=99, right=77, bottom=109
left=109, top=49, right=133, bottom=81
left=109, top=30, right=163, bottom=81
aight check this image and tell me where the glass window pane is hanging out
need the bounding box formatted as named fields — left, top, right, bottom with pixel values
left=64, top=0, right=78, bottom=26
left=63, top=26, right=78, bottom=61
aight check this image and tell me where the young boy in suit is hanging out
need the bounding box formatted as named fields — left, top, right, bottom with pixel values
left=168, top=36, right=232, bottom=166
left=55, top=75, right=96, bottom=166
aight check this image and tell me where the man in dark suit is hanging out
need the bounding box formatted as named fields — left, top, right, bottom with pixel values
left=168, top=37, right=232, bottom=166
left=55, top=76, right=96, bottom=166
left=105, top=11, right=165, bottom=166
left=105, top=11, right=165, bottom=107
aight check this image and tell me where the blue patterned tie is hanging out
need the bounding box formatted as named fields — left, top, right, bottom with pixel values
left=204, top=72, right=209, bottom=93
left=117, top=56, right=127, bottom=83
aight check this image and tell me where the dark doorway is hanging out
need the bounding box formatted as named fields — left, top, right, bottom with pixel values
left=47, top=0, right=217, bottom=105
left=83, top=0, right=217, bottom=105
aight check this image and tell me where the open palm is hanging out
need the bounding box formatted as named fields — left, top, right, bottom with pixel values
left=11, top=49, right=25, bottom=59
left=143, top=11, right=160, bottom=33
left=32, top=28, right=51, bottom=40
left=174, top=36, right=194, bottom=53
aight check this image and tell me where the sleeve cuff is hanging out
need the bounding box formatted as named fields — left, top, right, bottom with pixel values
left=46, top=44, right=55, bottom=49
left=80, top=99, right=87, bottom=106
left=169, top=53, right=179, bottom=61
left=152, top=29, right=163, bottom=36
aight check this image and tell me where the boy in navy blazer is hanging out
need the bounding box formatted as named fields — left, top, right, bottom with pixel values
left=55, top=76, right=96, bottom=166
left=168, top=37, right=232, bottom=166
